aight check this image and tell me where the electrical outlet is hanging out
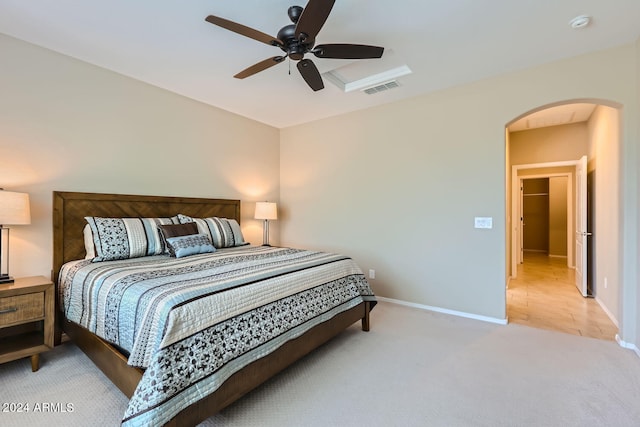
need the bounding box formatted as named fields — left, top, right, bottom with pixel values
left=604, top=277, right=608, bottom=289
left=369, top=269, right=376, bottom=279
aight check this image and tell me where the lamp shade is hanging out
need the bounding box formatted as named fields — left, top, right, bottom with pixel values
left=255, top=202, right=277, bottom=220
left=0, top=191, right=31, bottom=225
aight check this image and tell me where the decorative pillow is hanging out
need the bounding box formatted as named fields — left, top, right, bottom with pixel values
left=177, top=214, right=248, bottom=248
left=85, top=216, right=179, bottom=262
left=165, top=233, right=216, bottom=258
left=158, top=223, right=199, bottom=253
left=158, top=222, right=199, bottom=239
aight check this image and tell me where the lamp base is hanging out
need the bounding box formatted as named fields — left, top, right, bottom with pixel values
left=0, top=275, right=15, bottom=284
left=261, top=219, right=271, bottom=247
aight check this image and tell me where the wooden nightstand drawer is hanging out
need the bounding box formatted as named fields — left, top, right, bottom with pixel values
left=0, top=276, right=53, bottom=372
left=0, top=292, right=45, bottom=327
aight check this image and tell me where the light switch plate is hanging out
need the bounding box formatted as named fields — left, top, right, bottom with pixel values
left=474, top=217, right=493, bottom=229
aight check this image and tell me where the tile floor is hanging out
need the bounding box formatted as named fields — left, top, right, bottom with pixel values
left=507, top=252, right=618, bottom=341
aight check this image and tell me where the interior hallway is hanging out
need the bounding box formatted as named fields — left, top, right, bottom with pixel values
left=507, top=252, right=618, bottom=341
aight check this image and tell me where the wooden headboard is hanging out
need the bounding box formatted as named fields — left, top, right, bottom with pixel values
left=52, top=191, right=241, bottom=282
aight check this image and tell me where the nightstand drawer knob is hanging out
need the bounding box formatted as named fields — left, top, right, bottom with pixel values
left=0, top=307, right=19, bottom=314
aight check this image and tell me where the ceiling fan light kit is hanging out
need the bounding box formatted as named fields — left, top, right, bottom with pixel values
left=205, top=0, right=384, bottom=91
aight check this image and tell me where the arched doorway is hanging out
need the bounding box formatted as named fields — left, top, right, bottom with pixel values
left=505, top=100, right=622, bottom=340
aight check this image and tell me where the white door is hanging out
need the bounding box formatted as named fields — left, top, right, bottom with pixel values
left=575, top=155, right=589, bottom=296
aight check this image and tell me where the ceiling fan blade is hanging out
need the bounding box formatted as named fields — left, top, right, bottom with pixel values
left=234, top=56, right=286, bottom=79
left=294, top=0, right=336, bottom=43
left=297, top=59, right=324, bottom=91
left=313, top=44, right=384, bottom=59
left=206, top=15, right=283, bottom=47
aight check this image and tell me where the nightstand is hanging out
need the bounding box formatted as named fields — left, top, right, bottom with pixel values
left=0, top=276, right=54, bottom=372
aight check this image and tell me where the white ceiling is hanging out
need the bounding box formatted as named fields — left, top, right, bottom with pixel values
left=508, top=103, right=598, bottom=132
left=1, top=1, right=639, bottom=129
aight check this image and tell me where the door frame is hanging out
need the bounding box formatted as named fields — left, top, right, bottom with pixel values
left=511, top=160, right=579, bottom=279
left=519, top=174, right=572, bottom=262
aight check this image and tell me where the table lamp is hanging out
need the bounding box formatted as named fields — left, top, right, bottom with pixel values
left=254, top=202, right=277, bottom=246
left=0, top=190, right=31, bottom=284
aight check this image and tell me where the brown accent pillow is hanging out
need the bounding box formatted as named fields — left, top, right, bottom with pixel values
left=159, top=223, right=199, bottom=254
left=159, top=222, right=199, bottom=239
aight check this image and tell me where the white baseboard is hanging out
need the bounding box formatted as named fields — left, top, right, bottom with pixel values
left=615, top=335, right=640, bottom=359
left=376, top=296, right=508, bottom=325
left=595, top=297, right=619, bottom=327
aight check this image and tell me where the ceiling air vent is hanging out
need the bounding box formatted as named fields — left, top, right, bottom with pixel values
left=363, top=80, right=400, bottom=95
left=323, top=63, right=411, bottom=93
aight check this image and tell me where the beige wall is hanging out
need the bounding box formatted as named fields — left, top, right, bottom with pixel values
left=505, top=129, right=512, bottom=284
left=636, top=37, right=640, bottom=350
left=510, top=123, right=588, bottom=165
left=0, top=34, right=280, bottom=279
left=281, top=43, right=639, bottom=339
left=587, top=106, right=621, bottom=323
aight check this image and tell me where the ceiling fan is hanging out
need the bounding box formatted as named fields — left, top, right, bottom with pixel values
left=205, top=0, right=384, bottom=91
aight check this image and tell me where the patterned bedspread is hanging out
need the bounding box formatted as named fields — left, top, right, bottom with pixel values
left=58, top=245, right=376, bottom=426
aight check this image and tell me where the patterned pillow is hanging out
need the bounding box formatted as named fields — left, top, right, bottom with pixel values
left=85, top=216, right=178, bottom=262
left=165, top=233, right=216, bottom=258
left=177, top=214, right=248, bottom=248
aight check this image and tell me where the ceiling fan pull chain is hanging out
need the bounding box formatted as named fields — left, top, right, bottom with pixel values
left=288, top=58, right=291, bottom=75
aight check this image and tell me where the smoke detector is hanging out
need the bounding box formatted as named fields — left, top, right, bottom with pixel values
left=569, top=15, right=591, bottom=29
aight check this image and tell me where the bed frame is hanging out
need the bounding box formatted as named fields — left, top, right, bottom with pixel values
left=52, top=191, right=371, bottom=427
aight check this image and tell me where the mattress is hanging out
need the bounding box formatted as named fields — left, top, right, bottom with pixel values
left=58, top=245, right=376, bottom=426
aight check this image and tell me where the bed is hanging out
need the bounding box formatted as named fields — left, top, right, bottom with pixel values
left=52, top=191, right=376, bottom=426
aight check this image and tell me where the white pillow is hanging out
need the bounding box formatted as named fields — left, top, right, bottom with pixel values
left=84, top=224, right=96, bottom=259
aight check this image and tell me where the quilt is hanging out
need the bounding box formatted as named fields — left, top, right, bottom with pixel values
left=58, top=245, right=376, bottom=426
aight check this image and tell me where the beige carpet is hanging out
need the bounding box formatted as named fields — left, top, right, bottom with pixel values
left=2, top=301, right=639, bottom=427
